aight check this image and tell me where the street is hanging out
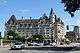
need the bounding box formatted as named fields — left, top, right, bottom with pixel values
left=0, top=47, right=80, bottom=53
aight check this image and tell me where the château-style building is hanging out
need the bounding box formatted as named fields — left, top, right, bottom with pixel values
left=5, top=8, right=65, bottom=43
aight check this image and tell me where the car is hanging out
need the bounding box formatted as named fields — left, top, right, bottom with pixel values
left=30, top=42, right=40, bottom=46
left=28, top=42, right=44, bottom=46
left=11, top=42, right=25, bottom=49
left=44, top=42, right=50, bottom=46
left=39, top=43, right=44, bottom=46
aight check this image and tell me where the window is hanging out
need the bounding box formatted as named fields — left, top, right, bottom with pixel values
left=58, top=30, right=60, bottom=33
left=28, top=24, right=31, bottom=27
left=36, top=24, right=38, bottom=26
left=20, top=24, right=23, bottom=27
left=24, top=24, right=27, bottom=27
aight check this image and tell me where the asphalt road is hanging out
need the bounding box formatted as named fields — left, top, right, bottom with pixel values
left=0, top=47, right=80, bottom=53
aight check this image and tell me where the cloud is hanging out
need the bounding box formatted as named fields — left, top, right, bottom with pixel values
left=7, top=8, right=16, bottom=14
left=8, top=9, right=31, bottom=15
left=0, top=0, right=7, bottom=5
left=18, top=9, right=31, bottom=14
left=76, top=19, right=80, bottom=26
left=65, top=18, right=68, bottom=22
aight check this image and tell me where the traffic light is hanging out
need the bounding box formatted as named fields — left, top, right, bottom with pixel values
left=66, top=25, right=69, bottom=30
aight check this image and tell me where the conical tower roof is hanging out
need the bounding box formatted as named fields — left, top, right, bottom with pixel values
left=50, top=8, right=55, bottom=15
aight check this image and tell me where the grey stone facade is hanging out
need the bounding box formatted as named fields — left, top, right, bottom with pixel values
left=5, top=8, right=65, bottom=42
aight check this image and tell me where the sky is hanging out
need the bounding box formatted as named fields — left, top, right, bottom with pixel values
left=0, top=0, right=80, bottom=36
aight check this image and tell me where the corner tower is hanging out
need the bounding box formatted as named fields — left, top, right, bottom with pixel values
left=49, top=8, right=56, bottom=23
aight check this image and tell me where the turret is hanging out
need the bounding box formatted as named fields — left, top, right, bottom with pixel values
left=50, top=8, right=55, bottom=16
left=49, top=8, right=56, bottom=23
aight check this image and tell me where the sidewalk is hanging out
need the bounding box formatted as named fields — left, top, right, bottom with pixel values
left=0, top=45, right=10, bottom=48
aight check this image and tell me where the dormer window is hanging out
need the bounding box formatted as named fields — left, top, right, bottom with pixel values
left=20, top=24, right=23, bottom=27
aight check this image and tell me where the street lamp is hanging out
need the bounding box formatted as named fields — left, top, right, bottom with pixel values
left=1, top=39, right=3, bottom=46
left=36, top=38, right=39, bottom=42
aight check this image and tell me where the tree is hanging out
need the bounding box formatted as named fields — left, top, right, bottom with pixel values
left=7, top=30, right=18, bottom=40
left=0, top=35, right=1, bottom=39
left=15, top=35, right=25, bottom=43
left=7, top=30, right=25, bottom=43
left=27, top=35, right=44, bottom=43
left=27, top=37, right=32, bottom=42
left=61, top=0, right=80, bottom=17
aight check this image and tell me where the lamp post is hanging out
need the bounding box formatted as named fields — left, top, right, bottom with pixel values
left=36, top=38, right=39, bottom=43
left=1, top=39, right=3, bottom=47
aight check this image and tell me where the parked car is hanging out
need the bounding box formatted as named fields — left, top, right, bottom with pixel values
left=28, top=42, right=44, bottom=46
left=39, top=43, right=44, bottom=46
left=44, top=42, right=50, bottom=46
left=11, top=42, right=25, bottom=49
left=30, top=42, right=40, bottom=46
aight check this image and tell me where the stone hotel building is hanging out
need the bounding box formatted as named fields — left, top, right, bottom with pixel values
left=5, top=8, right=65, bottom=42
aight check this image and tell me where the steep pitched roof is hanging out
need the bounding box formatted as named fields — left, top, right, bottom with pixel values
left=6, top=15, right=17, bottom=25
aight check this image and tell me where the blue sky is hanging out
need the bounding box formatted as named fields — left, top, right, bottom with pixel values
left=0, top=0, right=80, bottom=36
